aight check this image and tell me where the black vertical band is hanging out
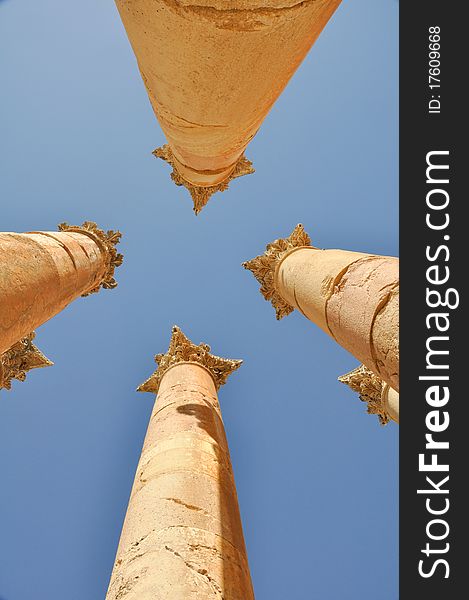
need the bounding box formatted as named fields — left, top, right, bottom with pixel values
left=400, top=4, right=466, bottom=597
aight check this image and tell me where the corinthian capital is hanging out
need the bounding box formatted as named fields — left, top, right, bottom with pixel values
left=154, top=145, right=254, bottom=215
left=243, top=224, right=312, bottom=319
left=57, top=221, right=124, bottom=295
left=339, top=364, right=392, bottom=425
left=138, top=326, right=242, bottom=394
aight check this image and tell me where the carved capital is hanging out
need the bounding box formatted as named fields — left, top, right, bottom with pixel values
left=0, top=332, right=53, bottom=391
left=242, top=223, right=312, bottom=320
left=57, top=221, right=124, bottom=296
left=138, top=326, right=242, bottom=394
left=153, top=144, right=254, bottom=215
left=338, top=364, right=390, bottom=425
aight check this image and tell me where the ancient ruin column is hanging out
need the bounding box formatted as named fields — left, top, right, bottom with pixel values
left=243, top=224, right=399, bottom=394
left=0, top=221, right=123, bottom=389
left=115, top=0, right=342, bottom=213
left=106, top=326, right=254, bottom=600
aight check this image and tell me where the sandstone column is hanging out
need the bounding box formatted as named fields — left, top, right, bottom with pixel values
left=106, top=326, right=254, bottom=600
left=243, top=224, right=399, bottom=417
left=0, top=221, right=123, bottom=390
left=115, top=0, right=342, bottom=213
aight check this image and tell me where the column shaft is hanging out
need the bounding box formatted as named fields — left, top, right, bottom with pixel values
left=0, top=229, right=112, bottom=354
left=339, top=364, right=399, bottom=425
left=277, top=247, right=399, bottom=391
left=106, top=363, right=254, bottom=599
left=116, top=0, right=341, bottom=189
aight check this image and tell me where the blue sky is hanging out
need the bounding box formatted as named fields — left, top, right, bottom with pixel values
left=0, top=1, right=398, bottom=598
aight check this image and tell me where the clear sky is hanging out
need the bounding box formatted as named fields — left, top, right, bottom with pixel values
left=0, top=1, right=398, bottom=598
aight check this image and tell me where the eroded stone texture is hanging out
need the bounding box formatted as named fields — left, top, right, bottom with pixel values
left=115, top=0, right=342, bottom=210
left=106, top=327, right=253, bottom=600
left=0, top=222, right=123, bottom=355
left=244, top=225, right=399, bottom=391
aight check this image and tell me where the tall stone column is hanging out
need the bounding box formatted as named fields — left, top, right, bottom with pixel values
left=115, top=0, right=342, bottom=213
left=106, top=326, right=254, bottom=600
left=243, top=224, right=399, bottom=418
left=0, top=221, right=123, bottom=390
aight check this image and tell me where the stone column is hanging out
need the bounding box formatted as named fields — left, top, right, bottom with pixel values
left=339, top=364, right=399, bottom=425
left=106, top=326, right=254, bottom=600
left=115, top=0, right=342, bottom=213
left=0, top=221, right=123, bottom=389
left=243, top=224, right=399, bottom=394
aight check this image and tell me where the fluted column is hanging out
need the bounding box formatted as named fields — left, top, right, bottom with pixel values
left=244, top=224, right=399, bottom=395
left=115, top=0, right=342, bottom=213
left=0, top=221, right=123, bottom=389
left=106, top=326, right=254, bottom=600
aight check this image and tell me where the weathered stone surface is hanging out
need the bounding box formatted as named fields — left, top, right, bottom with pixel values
left=106, top=329, right=253, bottom=599
left=0, top=222, right=123, bottom=355
left=115, top=0, right=342, bottom=210
left=244, top=225, right=399, bottom=391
